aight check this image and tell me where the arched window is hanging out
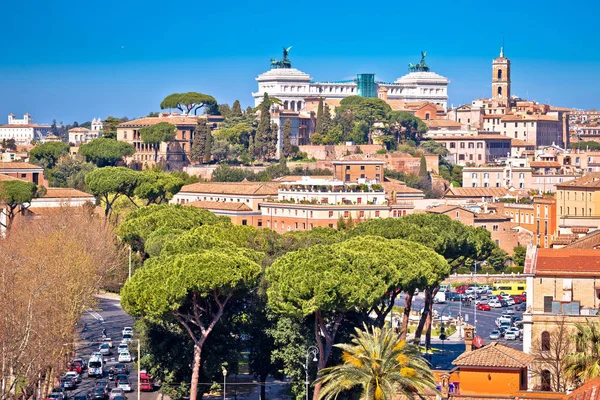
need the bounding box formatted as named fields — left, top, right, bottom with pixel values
left=425, top=112, right=430, bottom=120
left=541, top=331, right=550, bottom=351
left=541, top=370, right=551, bottom=391
left=497, top=86, right=503, bottom=97
left=498, top=69, right=503, bottom=80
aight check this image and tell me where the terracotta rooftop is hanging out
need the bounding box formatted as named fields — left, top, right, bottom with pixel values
left=530, top=161, right=561, bottom=168
left=428, top=134, right=512, bottom=141
left=68, top=127, right=90, bottom=132
left=179, top=182, right=278, bottom=196
left=445, top=187, right=509, bottom=198
left=382, top=180, right=425, bottom=196
left=511, top=138, right=533, bottom=147
left=184, top=200, right=253, bottom=212
left=335, top=154, right=385, bottom=163
left=272, top=175, right=334, bottom=182
left=42, top=188, right=94, bottom=199
left=565, top=377, right=600, bottom=400
left=533, top=248, right=600, bottom=276
left=452, top=342, right=534, bottom=368
left=0, top=162, right=44, bottom=170
left=564, top=230, right=600, bottom=250
left=556, top=173, right=600, bottom=189
left=118, top=116, right=200, bottom=128
left=501, top=114, right=558, bottom=122
left=425, top=119, right=463, bottom=128
left=427, top=204, right=464, bottom=214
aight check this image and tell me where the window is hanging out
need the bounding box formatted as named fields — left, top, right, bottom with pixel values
left=472, top=173, right=477, bottom=179
left=360, top=165, right=365, bottom=170
left=328, top=211, right=333, bottom=218
left=543, top=296, right=553, bottom=313
left=468, top=142, right=474, bottom=149
left=460, top=142, right=465, bottom=149
left=497, top=69, right=503, bottom=80
left=477, top=142, right=483, bottom=149
left=241, top=219, right=247, bottom=226
left=182, top=131, right=186, bottom=140
left=375, top=211, right=380, bottom=218
left=456, top=211, right=459, bottom=218
left=359, top=211, right=365, bottom=218
left=541, top=370, right=551, bottom=391
left=484, top=173, right=489, bottom=179
left=344, top=211, right=349, bottom=218
left=492, top=224, right=499, bottom=231
left=497, top=86, right=503, bottom=97
left=450, top=142, right=456, bottom=149
left=257, top=221, right=262, bottom=227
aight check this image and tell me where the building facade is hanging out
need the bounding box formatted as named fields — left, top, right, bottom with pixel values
left=425, top=130, right=512, bottom=166
left=68, top=127, right=99, bottom=145
left=332, top=155, right=385, bottom=183
left=253, top=51, right=450, bottom=110
left=0, top=162, right=44, bottom=185
left=0, top=114, right=51, bottom=145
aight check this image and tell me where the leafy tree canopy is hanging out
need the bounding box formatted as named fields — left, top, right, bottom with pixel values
left=29, top=142, right=70, bottom=169
left=160, top=92, right=217, bottom=115
left=47, top=158, right=96, bottom=190
left=116, top=204, right=229, bottom=253
left=140, top=122, right=176, bottom=146
left=79, top=137, right=135, bottom=167
left=134, top=170, right=184, bottom=205
left=84, top=166, right=140, bottom=217
left=337, top=96, right=392, bottom=123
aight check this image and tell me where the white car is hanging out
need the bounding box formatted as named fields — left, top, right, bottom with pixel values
left=64, top=371, right=81, bottom=383
left=118, top=351, right=132, bottom=363
left=122, top=327, right=133, bottom=336
left=103, top=338, right=113, bottom=348
left=505, top=298, right=516, bottom=306
left=505, top=330, right=517, bottom=340
left=489, top=330, right=501, bottom=340
left=117, top=343, right=129, bottom=353
left=122, top=332, right=133, bottom=343
left=110, top=388, right=125, bottom=399
left=118, top=379, right=132, bottom=392
left=474, top=297, right=488, bottom=305
left=507, top=327, right=521, bottom=338
left=488, top=299, right=502, bottom=308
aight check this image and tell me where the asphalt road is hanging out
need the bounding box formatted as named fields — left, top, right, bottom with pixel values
left=396, top=293, right=524, bottom=347
left=65, top=296, right=146, bottom=399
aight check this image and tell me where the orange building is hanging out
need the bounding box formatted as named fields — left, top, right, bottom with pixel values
left=184, top=200, right=263, bottom=227
left=332, top=154, right=385, bottom=183
left=0, top=161, right=44, bottom=185
left=496, top=197, right=557, bottom=248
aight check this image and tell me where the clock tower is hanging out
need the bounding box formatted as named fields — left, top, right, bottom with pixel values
left=492, top=47, right=511, bottom=102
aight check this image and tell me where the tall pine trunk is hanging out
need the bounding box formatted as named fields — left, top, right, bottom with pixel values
left=400, top=291, right=414, bottom=341
left=190, top=343, right=202, bottom=400
left=413, top=288, right=432, bottom=344
left=259, top=373, right=268, bottom=400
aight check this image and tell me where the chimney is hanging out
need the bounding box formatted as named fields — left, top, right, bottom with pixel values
left=463, top=325, right=475, bottom=352
left=440, top=373, right=451, bottom=399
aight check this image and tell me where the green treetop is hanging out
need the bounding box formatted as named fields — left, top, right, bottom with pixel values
left=78, top=138, right=135, bottom=167
left=29, top=142, right=70, bottom=169
left=160, top=92, right=217, bottom=115
left=140, top=122, right=177, bottom=163
left=0, top=180, right=39, bottom=230
left=84, top=166, right=139, bottom=218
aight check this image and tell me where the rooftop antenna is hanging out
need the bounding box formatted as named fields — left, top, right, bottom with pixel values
left=500, top=36, right=505, bottom=57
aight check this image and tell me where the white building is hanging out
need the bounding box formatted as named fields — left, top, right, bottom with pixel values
left=91, top=117, right=103, bottom=132
left=0, top=114, right=51, bottom=145
left=68, top=127, right=99, bottom=145
left=253, top=57, right=449, bottom=111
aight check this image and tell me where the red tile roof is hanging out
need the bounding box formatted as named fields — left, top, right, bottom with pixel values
left=555, top=173, right=600, bottom=189
left=445, top=187, right=509, bottom=198
left=179, top=182, right=278, bottom=196
left=118, top=116, right=200, bottom=128
left=184, top=200, right=253, bottom=212
left=533, top=248, right=600, bottom=276
left=0, top=162, right=44, bottom=170
left=452, top=342, right=534, bottom=368
left=42, top=188, right=94, bottom=199
left=530, top=161, right=561, bottom=168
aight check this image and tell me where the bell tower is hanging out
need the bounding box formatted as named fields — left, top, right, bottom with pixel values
left=492, top=47, right=511, bottom=101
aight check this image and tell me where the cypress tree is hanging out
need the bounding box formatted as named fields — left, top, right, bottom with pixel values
left=315, top=97, right=324, bottom=134
left=231, top=100, right=242, bottom=117
left=256, top=109, right=270, bottom=160
left=282, top=119, right=292, bottom=158
left=419, top=155, right=428, bottom=177
left=204, top=127, right=212, bottom=164
left=322, top=103, right=332, bottom=135
left=190, top=120, right=208, bottom=163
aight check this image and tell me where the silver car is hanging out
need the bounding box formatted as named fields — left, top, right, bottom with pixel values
left=490, top=330, right=500, bottom=340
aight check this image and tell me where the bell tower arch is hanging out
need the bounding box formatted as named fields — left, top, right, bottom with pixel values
left=492, top=47, right=511, bottom=102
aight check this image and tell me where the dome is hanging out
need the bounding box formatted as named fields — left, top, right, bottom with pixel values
left=256, top=67, right=312, bottom=82
left=394, top=71, right=449, bottom=84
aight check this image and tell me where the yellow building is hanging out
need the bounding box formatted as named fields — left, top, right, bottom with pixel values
left=555, top=173, right=600, bottom=228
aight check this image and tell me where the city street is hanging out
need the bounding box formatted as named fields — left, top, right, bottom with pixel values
left=67, top=295, right=155, bottom=400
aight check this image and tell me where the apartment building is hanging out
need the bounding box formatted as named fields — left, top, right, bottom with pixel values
left=425, top=130, right=512, bottom=166
left=495, top=197, right=557, bottom=248
left=332, top=154, right=385, bottom=183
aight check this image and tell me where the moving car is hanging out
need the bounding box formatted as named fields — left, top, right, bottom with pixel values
left=99, top=343, right=111, bottom=356
left=446, top=292, right=463, bottom=302
left=88, top=355, right=104, bottom=378
left=505, top=330, right=517, bottom=340
left=503, top=308, right=515, bottom=315
left=433, top=291, right=446, bottom=304
left=117, top=343, right=128, bottom=353
left=507, top=327, right=521, bottom=338
left=489, top=330, right=501, bottom=340
left=121, top=333, right=133, bottom=343
left=69, top=361, right=83, bottom=374
left=118, top=351, right=132, bottom=363
left=113, top=363, right=129, bottom=375
left=116, top=375, right=132, bottom=392
left=46, top=393, right=67, bottom=400
left=60, top=376, right=77, bottom=390
left=103, top=338, right=114, bottom=348
left=488, top=299, right=502, bottom=308
left=122, top=327, right=133, bottom=336
left=515, top=303, right=526, bottom=311
left=88, top=387, right=107, bottom=400
left=109, top=388, right=125, bottom=400
left=64, top=371, right=81, bottom=384
left=477, top=303, right=491, bottom=311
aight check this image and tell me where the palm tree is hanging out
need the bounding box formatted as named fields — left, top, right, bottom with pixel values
left=564, top=319, right=600, bottom=385
left=316, top=325, right=438, bottom=400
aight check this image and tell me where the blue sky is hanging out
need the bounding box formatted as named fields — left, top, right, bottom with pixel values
left=1, top=0, right=599, bottom=124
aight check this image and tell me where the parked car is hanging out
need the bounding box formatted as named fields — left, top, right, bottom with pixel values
left=499, top=299, right=508, bottom=307
left=505, top=297, right=516, bottom=306
left=446, top=292, right=462, bottom=302
left=511, top=295, right=524, bottom=304
left=489, top=330, right=501, bottom=340
left=109, top=388, right=125, bottom=400
left=99, top=343, right=111, bottom=356
left=505, top=330, right=517, bottom=340
left=455, top=285, right=469, bottom=294
left=477, top=303, right=491, bottom=311
left=118, top=351, right=132, bottom=363
left=63, top=371, right=81, bottom=384
left=507, top=327, right=521, bottom=338
left=474, top=296, right=488, bottom=305
left=465, top=286, right=477, bottom=295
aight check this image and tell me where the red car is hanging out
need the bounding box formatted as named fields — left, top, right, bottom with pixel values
left=477, top=303, right=491, bottom=311
left=455, top=285, right=469, bottom=294
left=69, top=361, right=83, bottom=374
left=511, top=295, right=524, bottom=304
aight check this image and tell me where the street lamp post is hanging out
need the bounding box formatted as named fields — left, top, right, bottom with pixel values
left=473, top=261, right=480, bottom=335
left=305, top=346, right=318, bottom=400
left=222, top=368, right=227, bottom=400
